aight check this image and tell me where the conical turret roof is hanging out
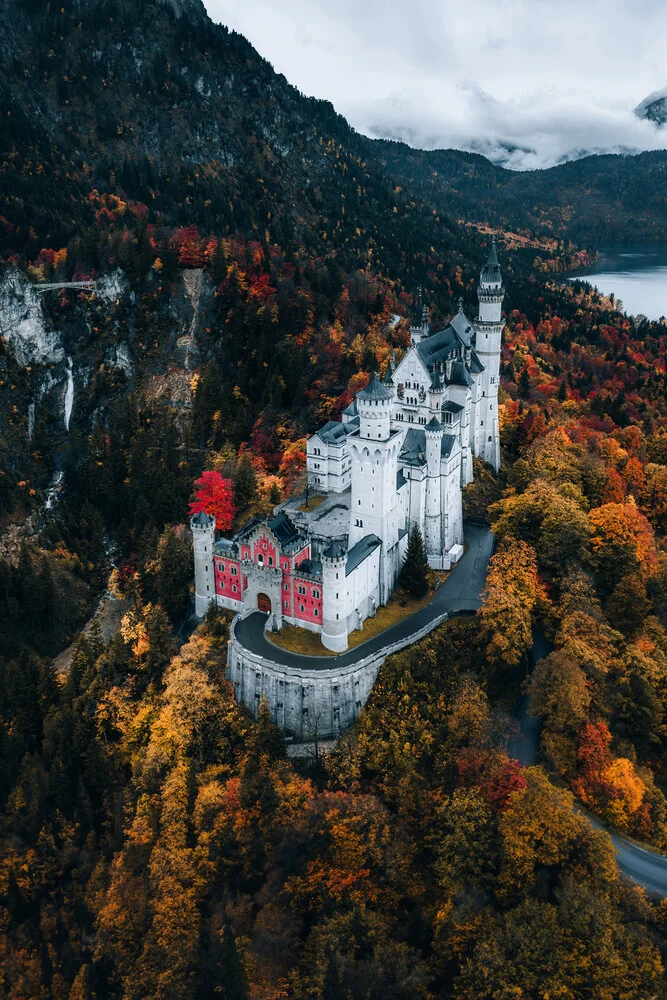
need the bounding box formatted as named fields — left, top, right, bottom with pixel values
left=412, top=286, right=427, bottom=327
left=357, top=372, right=394, bottom=402
left=481, top=237, right=501, bottom=283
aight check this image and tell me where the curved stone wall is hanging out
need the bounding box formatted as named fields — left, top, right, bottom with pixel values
left=226, top=609, right=451, bottom=740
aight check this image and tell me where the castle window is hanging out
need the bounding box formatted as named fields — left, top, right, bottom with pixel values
left=313, top=590, right=320, bottom=599
left=268, top=557, right=273, bottom=566
left=284, top=583, right=288, bottom=591
left=257, top=554, right=264, bottom=564
left=232, top=585, right=237, bottom=592
left=284, top=601, right=289, bottom=609
left=300, top=604, right=305, bottom=612
left=314, top=609, right=319, bottom=617
left=231, top=567, right=238, bottom=575
left=298, top=585, right=306, bottom=595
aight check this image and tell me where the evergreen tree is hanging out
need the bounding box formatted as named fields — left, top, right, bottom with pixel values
left=399, top=526, right=429, bottom=600
left=233, top=452, right=257, bottom=509
left=157, top=529, right=192, bottom=624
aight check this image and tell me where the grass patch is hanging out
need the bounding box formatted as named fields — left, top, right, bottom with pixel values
left=267, top=624, right=338, bottom=656
left=296, top=494, right=327, bottom=513
left=265, top=576, right=446, bottom=658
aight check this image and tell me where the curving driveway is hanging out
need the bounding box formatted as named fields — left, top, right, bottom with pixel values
left=233, top=520, right=667, bottom=897
left=234, top=521, right=494, bottom=670
left=512, top=628, right=667, bottom=897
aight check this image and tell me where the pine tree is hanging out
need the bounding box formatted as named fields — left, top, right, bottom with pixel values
left=157, top=529, right=192, bottom=624
left=233, top=452, right=257, bottom=509
left=399, top=526, right=429, bottom=600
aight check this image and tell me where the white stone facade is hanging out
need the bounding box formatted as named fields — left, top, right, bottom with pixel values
left=193, top=244, right=504, bottom=651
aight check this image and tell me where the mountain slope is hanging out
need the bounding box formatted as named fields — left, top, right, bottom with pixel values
left=372, top=142, right=667, bottom=242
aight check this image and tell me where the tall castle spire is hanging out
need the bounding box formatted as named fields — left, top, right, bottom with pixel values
left=474, top=237, right=504, bottom=473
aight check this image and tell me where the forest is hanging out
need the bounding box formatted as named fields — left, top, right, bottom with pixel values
left=1, top=0, right=667, bottom=997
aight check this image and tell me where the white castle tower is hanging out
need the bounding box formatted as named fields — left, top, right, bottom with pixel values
left=191, top=510, right=216, bottom=617
left=348, top=374, right=400, bottom=600
left=474, top=238, right=504, bottom=472
left=424, top=416, right=444, bottom=566
left=321, top=541, right=348, bottom=653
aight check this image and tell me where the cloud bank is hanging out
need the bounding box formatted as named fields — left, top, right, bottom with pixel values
left=206, top=0, right=667, bottom=169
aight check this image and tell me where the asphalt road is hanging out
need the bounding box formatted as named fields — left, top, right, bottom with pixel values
left=512, top=628, right=667, bottom=897
left=234, top=521, right=494, bottom=670
left=233, top=519, right=667, bottom=897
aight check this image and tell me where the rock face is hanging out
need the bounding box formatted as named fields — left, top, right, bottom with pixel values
left=0, top=267, right=64, bottom=366
left=635, top=89, right=667, bottom=127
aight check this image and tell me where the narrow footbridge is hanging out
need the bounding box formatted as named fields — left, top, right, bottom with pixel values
left=33, top=281, right=96, bottom=293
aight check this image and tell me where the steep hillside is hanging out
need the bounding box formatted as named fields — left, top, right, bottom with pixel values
left=373, top=142, right=667, bottom=242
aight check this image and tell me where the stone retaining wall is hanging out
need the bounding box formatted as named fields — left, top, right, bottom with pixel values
left=226, top=609, right=452, bottom=739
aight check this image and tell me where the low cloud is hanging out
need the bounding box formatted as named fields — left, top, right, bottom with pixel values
left=207, top=0, right=667, bottom=170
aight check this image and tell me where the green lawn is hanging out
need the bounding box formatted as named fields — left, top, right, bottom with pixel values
left=265, top=579, right=443, bottom=658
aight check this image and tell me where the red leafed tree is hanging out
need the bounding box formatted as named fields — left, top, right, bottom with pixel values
left=189, top=471, right=236, bottom=532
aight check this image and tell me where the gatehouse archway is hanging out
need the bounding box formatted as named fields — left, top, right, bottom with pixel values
left=257, top=593, right=271, bottom=614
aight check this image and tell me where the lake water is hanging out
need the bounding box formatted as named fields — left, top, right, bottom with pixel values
left=569, top=243, right=667, bottom=320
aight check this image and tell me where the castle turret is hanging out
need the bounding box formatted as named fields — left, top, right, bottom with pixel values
left=356, top=372, right=393, bottom=442
left=410, top=287, right=429, bottom=346
left=424, top=416, right=443, bottom=566
left=321, top=541, right=348, bottom=652
left=191, top=510, right=216, bottom=617
left=474, top=238, right=504, bottom=472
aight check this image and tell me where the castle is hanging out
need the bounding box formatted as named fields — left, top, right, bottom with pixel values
left=192, top=241, right=504, bottom=651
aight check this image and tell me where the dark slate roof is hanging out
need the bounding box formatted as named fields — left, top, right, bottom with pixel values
left=442, top=400, right=464, bottom=414
left=357, top=372, right=394, bottom=402
left=469, top=351, right=484, bottom=374
left=191, top=510, right=213, bottom=526
left=441, top=434, right=457, bottom=458
left=481, top=238, right=502, bottom=284
left=343, top=416, right=360, bottom=433
left=383, top=360, right=395, bottom=385
left=346, top=534, right=382, bottom=576
left=450, top=310, right=476, bottom=348
left=215, top=537, right=238, bottom=556
left=317, top=420, right=349, bottom=444
left=342, top=399, right=358, bottom=417
left=267, top=511, right=300, bottom=547
left=431, top=366, right=444, bottom=390
left=448, top=360, right=474, bottom=387
left=425, top=416, right=442, bottom=432
left=294, top=558, right=322, bottom=580
left=412, top=287, right=427, bottom=327
left=324, top=539, right=347, bottom=560
left=399, top=428, right=427, bottom=466
left=396, top=469, right=408, bottom=490
left=416, top=326, right=458, bottom=367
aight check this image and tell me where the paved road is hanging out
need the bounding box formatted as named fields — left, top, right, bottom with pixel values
left=234, top=521, right=495, bottom=670
left=512, top=628, right=667, bottom=897
left=233, top=519, right=667, bottom=897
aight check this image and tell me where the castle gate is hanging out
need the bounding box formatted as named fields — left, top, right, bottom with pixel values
left=257, top=593, right=271, bottom=614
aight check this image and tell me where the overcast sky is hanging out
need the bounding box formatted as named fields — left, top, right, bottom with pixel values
left=203, top=0, right=667, bottom=170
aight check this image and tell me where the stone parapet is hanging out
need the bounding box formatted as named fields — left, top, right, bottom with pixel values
left=227, top=609, right=452, bottom=739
